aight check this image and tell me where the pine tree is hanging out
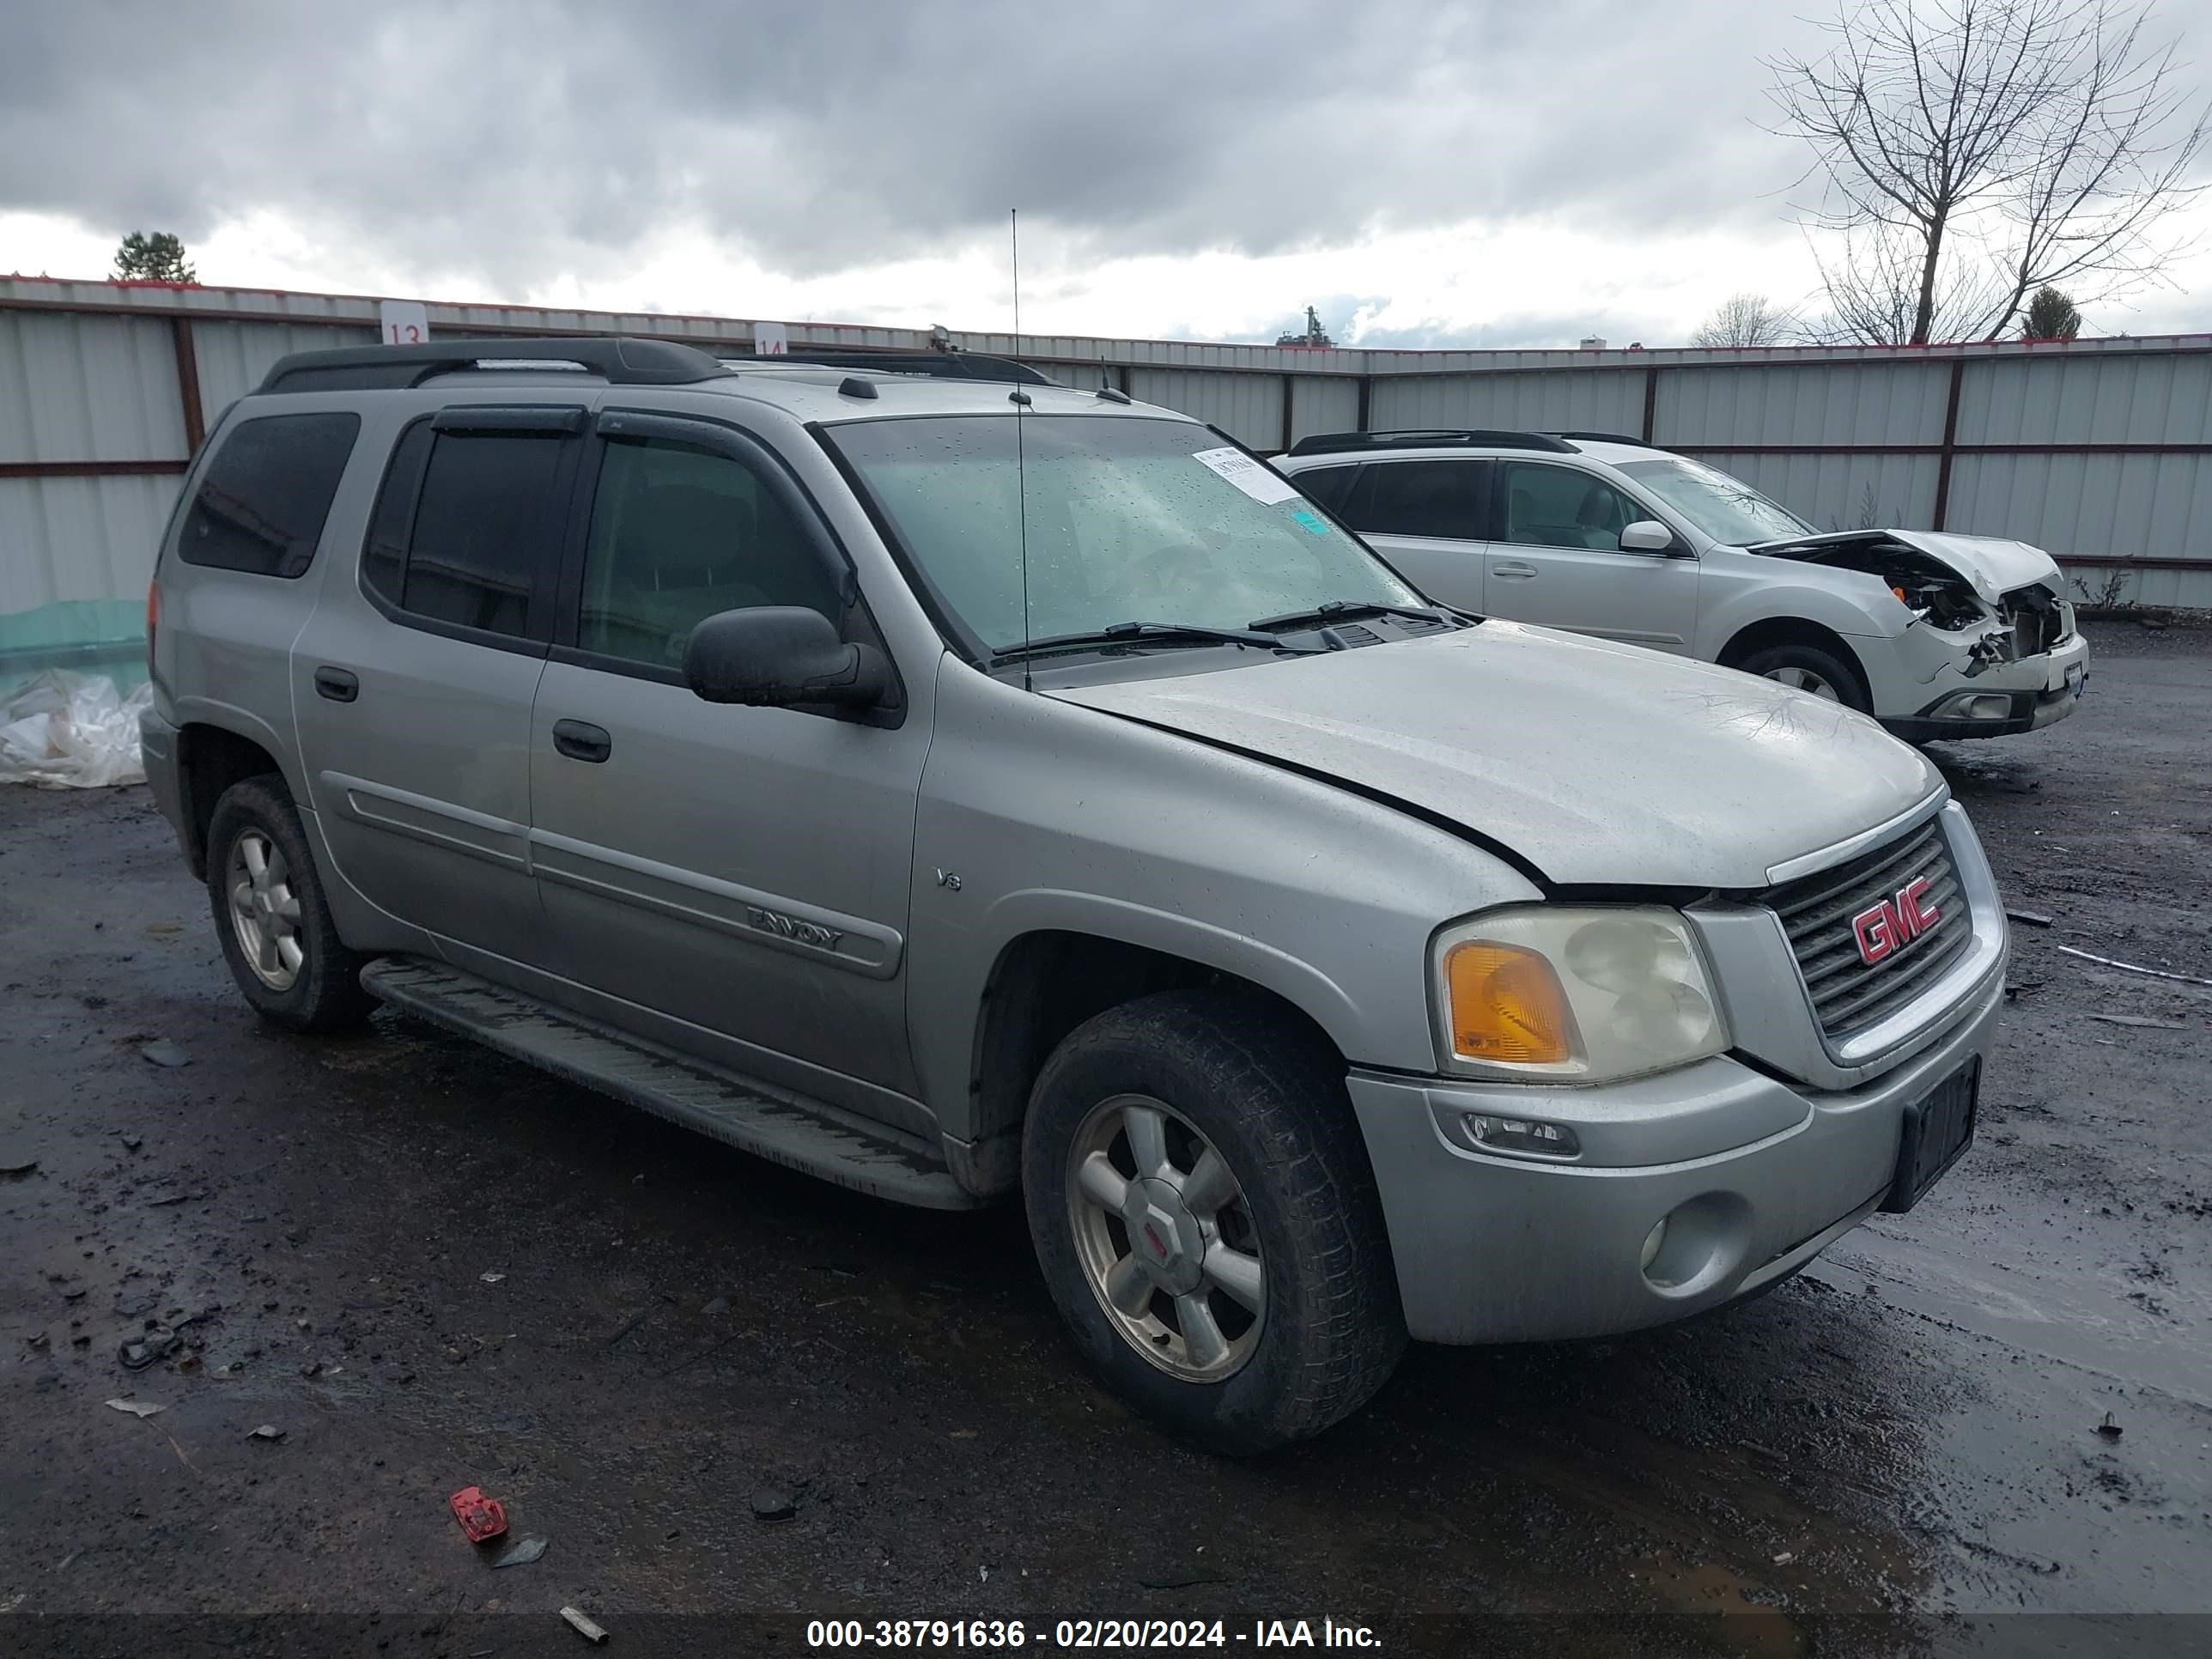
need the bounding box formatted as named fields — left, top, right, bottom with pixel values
left=112, top=232, right=197, bottom=284
left=2022, top=287, right=2082, bottom=341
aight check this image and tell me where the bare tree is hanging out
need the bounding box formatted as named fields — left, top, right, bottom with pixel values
left=1771, top=0, right=2207, bottom=344
left=1690, top=293, right=1796, bottom=347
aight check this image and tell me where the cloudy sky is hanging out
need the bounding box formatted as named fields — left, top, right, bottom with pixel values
left=3, top=0, right=2209, bottom=347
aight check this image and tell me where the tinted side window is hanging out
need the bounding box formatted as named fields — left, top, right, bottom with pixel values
left=1291, top=465, right=1360, bottom=514
left=1351, top=460, right=1483, bottom=539
left=178, top=412, right=361, bottom=577
left=360, top=421, right=432, bottom=608
left=1499, top=463, right=1646, bottom=551
left=576, top=436, right=841, bottom=670
left=363, top=428, right=565, bottom=639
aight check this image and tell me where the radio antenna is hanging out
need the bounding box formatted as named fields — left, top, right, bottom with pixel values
left=1011, top=207, right=1034, bottom=692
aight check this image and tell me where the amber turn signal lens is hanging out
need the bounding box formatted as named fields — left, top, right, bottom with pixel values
left=1444, top=940, right=1577, bottom=1064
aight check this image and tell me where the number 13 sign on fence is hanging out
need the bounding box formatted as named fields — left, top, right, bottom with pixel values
left=379, top=300, right=428, bottom=346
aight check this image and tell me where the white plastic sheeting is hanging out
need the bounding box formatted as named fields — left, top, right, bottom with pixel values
left=0, top=671, right=153, bottom=788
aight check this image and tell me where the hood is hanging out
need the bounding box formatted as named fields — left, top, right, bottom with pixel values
left=1753, top=528, right=2061, bottom=605
left=1049, top=622, right=1942, bottom=890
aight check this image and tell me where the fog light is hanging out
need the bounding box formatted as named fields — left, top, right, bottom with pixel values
left=1463, top=1114, right=1580, bottom=1159
left=1940, top=690, right=2014, bottom=720
left=1638, top=1193, right=1753, bottom=1293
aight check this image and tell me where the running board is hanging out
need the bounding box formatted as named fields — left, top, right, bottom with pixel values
left=359, top=957, right=979, bottom=1210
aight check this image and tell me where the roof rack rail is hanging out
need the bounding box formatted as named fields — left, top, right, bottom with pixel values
left=1549, top=430, right=1659, bottom=448
left=1284, top=428, right=1578, bottom=458
left=257, top=337, right=732, bottom=394
left=748, top=349, right=1058, bottom=386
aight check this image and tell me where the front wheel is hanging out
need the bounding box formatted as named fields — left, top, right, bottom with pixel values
left=1736, top=641, right=1871, bottom=713
left=1022, top=988, right=1406, bottom=1455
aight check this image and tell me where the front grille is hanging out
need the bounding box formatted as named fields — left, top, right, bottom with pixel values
left=1764, top=818, right=1973, bottom=1043
left=2002, top=584, right=2066, bottom=656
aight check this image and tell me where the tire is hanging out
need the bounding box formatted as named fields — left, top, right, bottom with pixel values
left=1022, top=988, right=1406, bottom=1455
left=1736, top=641, right=1871, bottom=713
left=204, top=774, right=376, bottom=1033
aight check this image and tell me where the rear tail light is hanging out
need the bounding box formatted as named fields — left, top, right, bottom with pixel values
left=146, top=578, right=160, bottom=676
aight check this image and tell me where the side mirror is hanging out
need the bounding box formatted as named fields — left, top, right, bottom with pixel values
left=1619, top=520, right=1680, bottom=555
left=683, top=606, right=890, bottom=710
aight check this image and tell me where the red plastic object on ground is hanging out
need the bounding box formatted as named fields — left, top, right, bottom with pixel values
left=449, top=1486, right=508, bottom=1543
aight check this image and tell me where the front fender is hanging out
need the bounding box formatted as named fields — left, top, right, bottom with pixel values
left=1696, top=571, right=1905, bottom=662
left=976, top=888, right=1369, bottom=1058
left=905, top=657, right=1540, bottom=1139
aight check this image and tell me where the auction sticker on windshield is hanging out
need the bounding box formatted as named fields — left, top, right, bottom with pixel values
left=1191, top=445, right=1303, bottom=506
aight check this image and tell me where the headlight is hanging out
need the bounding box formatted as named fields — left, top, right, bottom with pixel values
left=1431, top=906, right=1727, bottom=1083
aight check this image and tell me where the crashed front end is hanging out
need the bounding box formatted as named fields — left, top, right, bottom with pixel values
left=1756, top=529, right=2092, bottom=742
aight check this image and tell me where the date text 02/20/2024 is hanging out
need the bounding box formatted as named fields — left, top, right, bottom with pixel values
left=805, top=1619, right=1382, bottom=1649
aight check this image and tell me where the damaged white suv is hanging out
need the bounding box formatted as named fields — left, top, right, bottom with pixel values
left=1274, top=431, right=2088, bottom=742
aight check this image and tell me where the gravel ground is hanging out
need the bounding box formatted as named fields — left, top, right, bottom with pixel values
left=2, top=617, right=2207, bottom=1657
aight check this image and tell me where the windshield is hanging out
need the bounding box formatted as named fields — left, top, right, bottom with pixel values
left=1615, top=456, right=1814, bottom=546
left=825, top=415, right=1419, bottom=655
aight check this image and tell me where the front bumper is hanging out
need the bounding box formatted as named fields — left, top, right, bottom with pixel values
left=1346, top=962, right=2003, bottom=1346
left=1878, top=629, right=2090, bottom=742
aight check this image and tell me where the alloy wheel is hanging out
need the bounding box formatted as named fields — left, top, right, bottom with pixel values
left=1765, top=665, right=1840, bottom=701
left=227, top=830, right=305, bottom=991
left=1065, top=1092, right=1266, bottom=1382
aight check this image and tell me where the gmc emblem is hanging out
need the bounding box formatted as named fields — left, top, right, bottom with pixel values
left=1852, top=877, right=1941, bottom=966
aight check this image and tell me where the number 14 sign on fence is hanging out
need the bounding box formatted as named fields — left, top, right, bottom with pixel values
left=378, top=300, right=428, bottom=346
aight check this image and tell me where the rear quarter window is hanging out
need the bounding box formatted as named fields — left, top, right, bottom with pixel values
left=1290, top=465, right=1360, bottom=514
left=176, top=412, right=362, bottom=577
left=1355, top=459, right=1486, bottom=539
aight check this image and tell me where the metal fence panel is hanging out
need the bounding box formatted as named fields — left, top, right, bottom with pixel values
left=1369, top=370, right=1644, bottom=434
left=1657, top=362, right=1951, bottom=447
left=1954, top=352, right=2212, bottom=446
left=1946, top=450, right=2212, bottom=606
left=8, top=274, right=2212, bottom=376
left=190, top=319, right=380, bottom=414
left=2077, top=560, right=2209, bottom=607
left=0, top=472, right=178, bottom=684
left=0, top=473, right=175, bottom=605
left=1289, top=375, right=1360, bottom=443
left=1127, top=368, right=1284, bottom=448
left=9, top=278, right=2212, bottom=622
left=0, top=311, right=185, bottom=465
left=1035, top=358, right=1117, bottom=392
left=1690, top=449, right=1942, bottom=533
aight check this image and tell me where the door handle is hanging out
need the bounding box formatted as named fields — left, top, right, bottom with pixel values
left=313, top=666, right=359, bottom=702
left=1492, top=562, right=1539, bottom=579
left=551, top=720, right=612, bottom=763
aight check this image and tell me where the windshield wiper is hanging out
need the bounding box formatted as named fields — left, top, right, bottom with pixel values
left=989, top=620, right=1320, bottom=667
left=1246, top=599, right=1456, bottom=633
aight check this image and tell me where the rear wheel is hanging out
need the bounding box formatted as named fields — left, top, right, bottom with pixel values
left=1023, top=988, right=1406, bottom=1455
left=1737, top=641, right=1870, bottom=713
left=205, top=775, right=375, bottom=1032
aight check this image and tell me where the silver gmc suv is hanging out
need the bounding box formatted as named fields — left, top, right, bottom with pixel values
left=143, top=337, right=2006, bottom=1454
